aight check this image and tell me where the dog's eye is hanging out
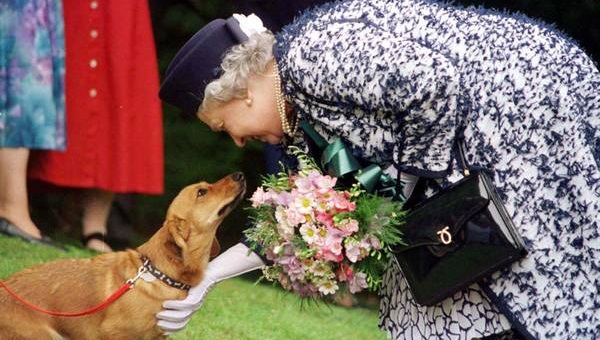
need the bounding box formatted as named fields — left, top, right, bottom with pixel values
left=197, top=188, right=208, bottom=198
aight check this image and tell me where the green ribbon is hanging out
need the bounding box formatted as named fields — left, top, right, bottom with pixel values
left=300, top=122, right=399, bottom=198
left=322, top=138, right=360, bottom=177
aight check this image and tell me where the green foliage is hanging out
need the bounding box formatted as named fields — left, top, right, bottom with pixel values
left=345, top=193, right=406, bottom=245
left=289, top=145, right=320, bottom=174
left=354, top=250, right=391, bottom=293
left=342, top=194, right=405, bottom=292
left=244, top=205, right=279, bottom=251
left=259, top=171, right=292, bottom=192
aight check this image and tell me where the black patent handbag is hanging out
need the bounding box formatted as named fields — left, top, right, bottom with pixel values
left=393, top=142, right=527, bottom=306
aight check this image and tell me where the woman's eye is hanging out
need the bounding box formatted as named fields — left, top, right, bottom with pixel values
left=197, top=188, right=208, bottom=197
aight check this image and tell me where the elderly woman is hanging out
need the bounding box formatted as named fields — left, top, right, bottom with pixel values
left=157, top=1, right=599, bottom=339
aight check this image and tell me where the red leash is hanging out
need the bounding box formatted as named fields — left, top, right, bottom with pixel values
left=0, top=266, right=146, bottom=317
left=0, top=281, right=132, bottom=317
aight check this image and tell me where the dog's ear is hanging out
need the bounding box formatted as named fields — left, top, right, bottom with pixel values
left=166, top=217, right=190, bottom=250
left=210, top=238, right=221, bottom=258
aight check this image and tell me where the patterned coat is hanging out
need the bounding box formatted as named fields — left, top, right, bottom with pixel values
left=273, top=0, right=600, bottom=339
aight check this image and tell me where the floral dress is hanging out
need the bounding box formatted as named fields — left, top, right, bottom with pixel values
left=274, top=0, right=600, bottom=339
left=0, top=0, right=65, bottom=150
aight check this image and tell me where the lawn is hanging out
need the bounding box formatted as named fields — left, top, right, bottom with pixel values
left=0, top=236, right=389, bottom=340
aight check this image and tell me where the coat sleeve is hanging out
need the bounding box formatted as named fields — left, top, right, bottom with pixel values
left=277, top=20, right=462, bottom=176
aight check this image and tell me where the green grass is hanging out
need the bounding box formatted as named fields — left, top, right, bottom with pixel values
left=0, top=236, right=389, bottom=340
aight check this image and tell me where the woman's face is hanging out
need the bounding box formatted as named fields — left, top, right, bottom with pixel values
left=198, top=64, right=283, bottom=147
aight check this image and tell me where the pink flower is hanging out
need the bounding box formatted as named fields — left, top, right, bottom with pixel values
left=337, top=218, right=359, bottom=236
left=315, top=211, right=334, bottom=228
left=279, top=254, right=305, bottom=281
left=368, top=235, right=382, bottom=250
left=273, top=191, right=293, bottom=206
left=306, top=170, right=323, bottom=182
left=336, top=263, right=353, bottom=282
left=251, top=189, right=291, bottom=208
left=286, top=207, right=306, bottom=226
left=315, top=230, right=344, bottom=262
left=250, top=187, right=271, bottom=207
left=324, top=227, right=344, bottom=255
left=287, top=266, right=305, bottom=282
left=332, top=192, right=356, bottom=212
left=318, top=248, right=344, bottom=263
left=294, top=174, right=315, bottom=194
left=292, top=282, right=319, bottom=298
left=345, top=238, right=371, bottom=263
left=345, top=241, right=361, bottom=263
left=348, top=272, right=368, bottom=293
left=313, top=174, right=337, bottom=194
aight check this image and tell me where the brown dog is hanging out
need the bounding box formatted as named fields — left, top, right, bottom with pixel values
left=0, top=172, right=246, bottom=340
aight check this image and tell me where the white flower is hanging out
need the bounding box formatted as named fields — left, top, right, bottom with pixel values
left=311, top=261, right=334, bottom=279
left=232, top=13, right=266, bottom=38
left=274, top=206, right=296, bottom=241
left=300, top=224, right=319, bottom=244
left=293, top=194, right=315, bottom=215
left=317, top=279, right=339, bottom=295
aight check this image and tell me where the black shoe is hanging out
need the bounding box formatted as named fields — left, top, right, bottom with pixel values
left=82, top=232, right=113, bottom=252
left=0, top=217, right=66, bottom=251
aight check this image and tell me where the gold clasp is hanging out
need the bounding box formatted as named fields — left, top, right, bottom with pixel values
left=436, top=226, right=453, bottom=245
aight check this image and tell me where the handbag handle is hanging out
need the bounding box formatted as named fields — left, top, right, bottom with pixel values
left=396, top=139, right=471, bottom=193
left=396, top=140, right=471, bottom=202
left=456, top=141, right=471, bottom=176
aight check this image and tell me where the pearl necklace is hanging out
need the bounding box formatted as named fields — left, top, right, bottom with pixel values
left=273, top=61, right=299, bottom=137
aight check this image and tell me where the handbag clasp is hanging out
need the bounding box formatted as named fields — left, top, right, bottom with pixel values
left=437, top=226, right=453, bottom=245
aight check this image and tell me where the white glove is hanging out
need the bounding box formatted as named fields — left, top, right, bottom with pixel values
left=156, top=243, right=264, bottom=334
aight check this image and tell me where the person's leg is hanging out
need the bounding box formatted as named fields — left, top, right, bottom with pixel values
left=81, top=188, right=114, bottom=252
left=0, top=148, right=42, bottom=238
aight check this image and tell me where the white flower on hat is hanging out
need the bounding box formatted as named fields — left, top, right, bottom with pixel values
left=233, top=13, right=267, bottom=37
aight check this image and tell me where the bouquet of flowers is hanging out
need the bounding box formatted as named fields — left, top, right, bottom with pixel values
left=244, top=147, right=405, bottom=298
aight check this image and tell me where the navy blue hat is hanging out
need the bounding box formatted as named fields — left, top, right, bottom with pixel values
left=159, top=17, right=249, bottom=116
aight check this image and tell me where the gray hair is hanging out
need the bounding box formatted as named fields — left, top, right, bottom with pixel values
left=201, top=31, right=276, bottom=112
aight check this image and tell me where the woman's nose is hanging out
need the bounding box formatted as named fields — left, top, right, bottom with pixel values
left=231, top=135, right=246, bottom=147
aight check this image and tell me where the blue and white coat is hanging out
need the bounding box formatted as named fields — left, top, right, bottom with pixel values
left=273, top=0, right=600, bottom=339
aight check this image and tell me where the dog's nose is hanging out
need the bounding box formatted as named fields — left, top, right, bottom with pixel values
left=231, top=172, right=245, bottom=182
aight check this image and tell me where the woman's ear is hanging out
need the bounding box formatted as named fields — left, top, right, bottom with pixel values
left=245, top=89, right=253, bottom=106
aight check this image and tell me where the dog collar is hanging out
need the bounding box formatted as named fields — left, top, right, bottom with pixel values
left=139, top=255, right=191, bottom=291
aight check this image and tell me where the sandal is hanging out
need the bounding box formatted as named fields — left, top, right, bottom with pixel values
left=82, top=232, right=112, bottom=252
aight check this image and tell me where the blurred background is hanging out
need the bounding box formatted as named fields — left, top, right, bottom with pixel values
left=32, top=0, right=600, bottom=254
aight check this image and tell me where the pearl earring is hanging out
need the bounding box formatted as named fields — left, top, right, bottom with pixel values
left=245, top=98, right=252, bottom=106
